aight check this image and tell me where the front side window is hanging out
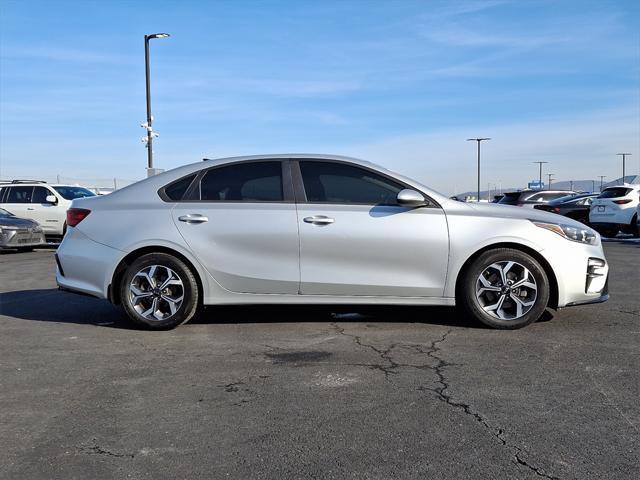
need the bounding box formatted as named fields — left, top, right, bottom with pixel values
left=299, top=161, right=403, bottom=205
left=6, top=186, right=33, bottom=203
left=32, top=186, right=51, bottom=203
left=199, top=161, right=283, bottom=202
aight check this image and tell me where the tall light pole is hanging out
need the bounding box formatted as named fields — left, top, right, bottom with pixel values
left=616, top=153, right=631, bottom=184
left=597, top=175, right=606, bottom=192
left=143, top=33, right=170, bottom=176
left=533, top=161, right=548, bottom=189
left=467, top=138, right=491, bottom=202
left=547, top=173, right=554, bottom=190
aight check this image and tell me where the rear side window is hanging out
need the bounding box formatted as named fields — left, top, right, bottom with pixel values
left=299, top=161, right=403, bottom=205
left=6, top=186, right=33, bottom=203
left=199, top=162, right=283, bottom=202
left=164, top=174, right=196, bottom=201
left=598, top=187, right=632, bottom=199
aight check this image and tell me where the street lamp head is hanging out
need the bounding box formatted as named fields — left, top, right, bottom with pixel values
left=146, top=33, right=171, bottom=40
left=467, top=138, right=491, bottom=141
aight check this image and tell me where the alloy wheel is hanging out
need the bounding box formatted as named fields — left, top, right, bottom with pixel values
left=128, top=265, right=184, bottom=321
left=475, top=261, right=538, bottom=320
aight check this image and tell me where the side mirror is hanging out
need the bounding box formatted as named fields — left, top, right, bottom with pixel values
left=45, top=195, right=58, bottom=204
left=396, top=189, right=426, bottom=207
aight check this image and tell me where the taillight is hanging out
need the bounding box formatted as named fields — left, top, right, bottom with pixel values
left=66, top=208, right=91, bottom=227
left=613, top=199, right=632, bottom=205
left=552, top=207, right=561, bottom=213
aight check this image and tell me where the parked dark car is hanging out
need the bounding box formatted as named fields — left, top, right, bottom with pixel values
left=533, top=193, right=597, bottom=224
left=497, top=190, right=577, bottom=208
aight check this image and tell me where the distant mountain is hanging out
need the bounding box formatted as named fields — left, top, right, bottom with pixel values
left=454, top=175, right=639, bottom=201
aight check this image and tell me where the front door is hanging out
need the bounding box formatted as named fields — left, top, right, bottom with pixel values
left=171, top=160, right=299, bottom=294
left=295, top=160, right=449, bottom=297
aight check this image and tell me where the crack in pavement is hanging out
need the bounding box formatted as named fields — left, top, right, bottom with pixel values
left=332, top=323, right=560, bottom=480
left=78, top=440, right=135, bottom=459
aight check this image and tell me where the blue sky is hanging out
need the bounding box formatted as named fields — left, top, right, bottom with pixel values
left=1, top=0, right=638, bottom=193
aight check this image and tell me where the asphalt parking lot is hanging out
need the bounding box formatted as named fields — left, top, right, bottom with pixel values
left=1, top=243, right=638, bottom=479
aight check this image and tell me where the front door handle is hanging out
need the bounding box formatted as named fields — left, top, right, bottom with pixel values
left=178, top=214, right=208, bottom=224
left=303, top=215, right=335, bottom=225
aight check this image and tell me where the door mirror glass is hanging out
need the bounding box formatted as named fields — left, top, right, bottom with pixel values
left=45, top=195, right=57, bottom=204
left=396, top=189, right=426, bottom=206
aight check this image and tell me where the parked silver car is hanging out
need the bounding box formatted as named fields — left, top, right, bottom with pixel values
left=0, top=208, right=45, bottom=251
left=56, top=155, right=609, bottom=330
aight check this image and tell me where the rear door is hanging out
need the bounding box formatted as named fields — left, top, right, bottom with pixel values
left=294, top=160, right=449, bottom=297
left=171, top=160, right=300, bottom=294
left=1, top=186, right=33, bottom=220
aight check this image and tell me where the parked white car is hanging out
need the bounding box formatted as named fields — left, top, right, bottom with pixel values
left=589, top=184, right=640, bottom=237
left=56, top=154, right=608, bottom=330
left=0, top=181, right=96, bottom=238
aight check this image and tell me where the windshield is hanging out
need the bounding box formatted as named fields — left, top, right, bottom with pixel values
left=0, top=208, right=14, bottom=218
left=53, top=186, right=96, bottom=200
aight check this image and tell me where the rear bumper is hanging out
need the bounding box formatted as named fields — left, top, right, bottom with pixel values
left=55, top=227, right=123, bottom=299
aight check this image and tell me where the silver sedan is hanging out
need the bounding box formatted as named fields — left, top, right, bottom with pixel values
left=55, top=155, right=609, bottom=329
left=0, top=208, right=45, bottom=251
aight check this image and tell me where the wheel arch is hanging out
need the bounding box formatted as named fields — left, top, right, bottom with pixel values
left=454, top=242, right=559, bottom=310
left=108, top=245, right=204, bottom=306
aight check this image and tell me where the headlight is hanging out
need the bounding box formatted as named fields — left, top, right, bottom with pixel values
left=532, top=221, right=598, bottom=245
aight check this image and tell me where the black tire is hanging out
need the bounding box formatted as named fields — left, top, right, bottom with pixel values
left=595, top=226, right=618, bottom=238
left=630, top=214, right=639, bottom=238
left=119, top=253, right=200, bottom=330
left=458, top=248, right=550, bottom=330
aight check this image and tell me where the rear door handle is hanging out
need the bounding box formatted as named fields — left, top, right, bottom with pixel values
left=27, top=207, right=35, bottom=210
left=303, top=215, right=335, bottom=225
left=178, top=214, right=208, bottom=224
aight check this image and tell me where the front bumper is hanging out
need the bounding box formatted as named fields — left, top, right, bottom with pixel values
left=0, top=228, right=46, bottom=248
left=540, top=238, right=610, bottom=308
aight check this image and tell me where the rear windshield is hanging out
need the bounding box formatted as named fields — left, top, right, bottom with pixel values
left=53, top=186, right=96, bottom=200
left=523, top=192, right=573, bottom=203
left=598, top=187, right=632, bottom=199
left=497, top=192, right=521, bottom=205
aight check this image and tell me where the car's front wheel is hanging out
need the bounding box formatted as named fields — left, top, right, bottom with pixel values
left=120, top=253, right=200, bottom=329
left=458, top=248, right=550, bottom=329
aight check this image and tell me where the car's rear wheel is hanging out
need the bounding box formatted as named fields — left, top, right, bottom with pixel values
left=120, top=253, right=199, bottom=329
left=458, top=248, right=550, bottom=329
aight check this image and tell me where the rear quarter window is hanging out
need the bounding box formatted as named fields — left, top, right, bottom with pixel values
left=162, top=174, right=197, bottom=201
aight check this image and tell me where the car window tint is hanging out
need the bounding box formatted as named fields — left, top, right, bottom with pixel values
left=6, top=186, right=33, bottom=203
left=164, top=174, right=196, bottom=201
left=199, top=162, right=283, bottom=201
left=32, top=186, right=50, bottom=203
left=52, top=186, right=95, bottom=200
left=598, top=188, right=632, bottom=199
left=497, top=192, right=521, bottom=204
left=299, top=161, right=403, bottom=204
left=525, top=192, right=570, bottom=202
